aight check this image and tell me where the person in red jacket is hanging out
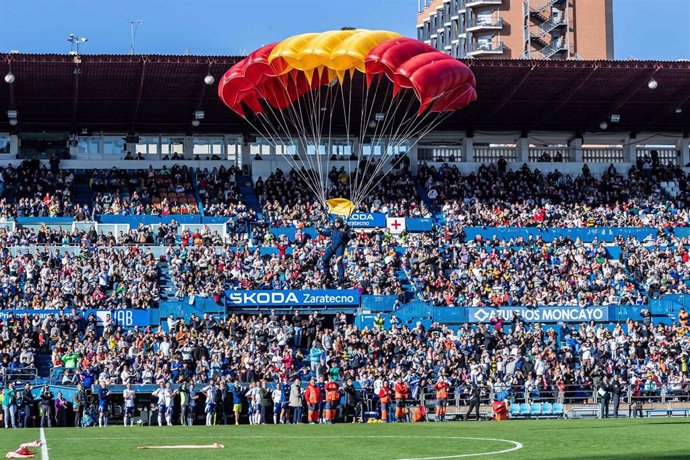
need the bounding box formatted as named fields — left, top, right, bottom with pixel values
left=324, top=376, right=340, bottom=424
left=379, top=381, right=392, bottom=422
left=304, top=378, right=321, bottom=424
left=394, top=378, right=409, bottom=422
left=433, top=376, right=450, bottom=422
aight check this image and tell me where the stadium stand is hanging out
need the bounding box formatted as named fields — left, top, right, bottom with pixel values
left=2, top=54, right=690, bottom=429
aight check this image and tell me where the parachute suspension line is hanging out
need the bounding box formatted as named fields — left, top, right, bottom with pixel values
left=276, top=71, right=329, bottom=210
left=352, top=76, right=416, bottom=208
left=350, top=78, right=392, bottom=207
left=254, top=71, right=341, bottom=214
left=359, top=111, right=454, bottom=205
left=351, top=71, right=371, bottom=211
left=353, top=71, right=386, bottom=211
left=252, top=111, right=327, bottom=208
left=240, top=76, right=464, bottom=219
left=241, top=113, right=326, bottom=210
left=338, top=75, right=355, bottom=205
left=320, top=76, right=340, bottom=207
left=354, top=76, right=414, bottom=207
left=307, top=78, right=325, bottom=205
left=309, top=72, right=332, bottom=207
left=324, top=77, right=340, bottom=204
left=355, top=93, right=455, bottom=207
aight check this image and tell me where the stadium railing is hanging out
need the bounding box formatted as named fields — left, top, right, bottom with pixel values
left=1, top=366, right=38, bottom=386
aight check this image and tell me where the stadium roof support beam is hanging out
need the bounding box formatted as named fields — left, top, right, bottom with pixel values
left=532, top=64, right=600, bottom=128
left=130, top=58, right=148, bottom=131
left=638, top=80, right=690, bottom=134
left=478, top=64, right=536, bottom=126
left=589, top=66, right=662, bottom=132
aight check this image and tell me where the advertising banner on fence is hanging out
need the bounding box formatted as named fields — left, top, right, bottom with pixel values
left=387, top=217, right=406, bottom=234
left=0, top=309, right=152, bottom=327
left=467, top=306, right=609, bottom=323
left=346, top=213, right=386, bottom=228
left=226, top=289, right=361, bottom=307
left=406, top=218, right=433, bottom=232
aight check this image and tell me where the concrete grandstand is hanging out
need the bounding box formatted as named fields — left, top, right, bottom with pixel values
left=1, top=51, right=690, bottom=430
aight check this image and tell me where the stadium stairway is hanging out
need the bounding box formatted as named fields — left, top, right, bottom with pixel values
left=238, top=175, right=262, bottom=214
left=189, top=167, right=205, bottom=215
left=74, top=171, right=93, bottom=206
left=35, top=352, right=53, bottom=379
left=158, top=261, right=176, bottom=301
left=660, top=180, right=679, bottom=198
left=396, top=268, right=416, bottom=302
left=416, top=183, right=434, bottom=212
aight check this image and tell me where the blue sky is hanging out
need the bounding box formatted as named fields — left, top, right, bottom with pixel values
left=0, top=0, right=688, bottom=60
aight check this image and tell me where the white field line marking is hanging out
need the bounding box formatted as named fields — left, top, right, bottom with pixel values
left=398, top=437, right=524, bottom=460
left=40, top=427, right=49, bottom=460
left=55, top=434, right=523, bottom=458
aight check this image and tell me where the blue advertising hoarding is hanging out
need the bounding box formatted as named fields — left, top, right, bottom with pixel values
left=406, top=218, right=434, bottom=232
left=226, top=289, right=361, bottom=307
left=345, top=213, right=386, bottom=228
left=0, top=309, right=152, bottom=327
left=467, top=306, right=609, bottom=323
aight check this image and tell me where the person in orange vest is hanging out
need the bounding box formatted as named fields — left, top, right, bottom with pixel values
left=324, top=376, right=340, bottom=424
left=378, top=381, right=393, bottom=422
left=304, top=377, right=321, bottom=424
left=433, top=376, right=450, bottom=422
left=393, top=378, right=409, bottom=422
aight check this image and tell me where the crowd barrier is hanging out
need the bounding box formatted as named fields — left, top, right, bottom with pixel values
left=1, top=296, right=679, bottom=331
left=356, top=302, right=671, bottom=329
left=158, top=297, right=225, bottom=324
left=461, top=227, right=659, bottom=243
left=97, top=214, right=201, bottom=225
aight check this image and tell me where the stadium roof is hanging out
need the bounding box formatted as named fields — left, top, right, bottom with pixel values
left=1, top=54, right=690, bottom=136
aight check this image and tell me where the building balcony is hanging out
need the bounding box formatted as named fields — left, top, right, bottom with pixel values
left=467, top=41, right=504, bottom=56
left=466, top=0, right=502, bottom=7
left=467, top=17, right=503, bottom=32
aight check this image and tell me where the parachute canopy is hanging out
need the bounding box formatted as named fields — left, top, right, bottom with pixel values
left=218, top=29, right=477, bottom=211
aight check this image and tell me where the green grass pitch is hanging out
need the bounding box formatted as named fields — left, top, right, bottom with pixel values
left=1, top=419, right=688, bottom=459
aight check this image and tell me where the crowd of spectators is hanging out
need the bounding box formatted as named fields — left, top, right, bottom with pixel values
left=405, top=234, right=645, bottom=307
left=2, top=303, right=688, bottom=425
left=196, top=166, right=255, bottom=221
left=0, top=247, right=159, bottom=311
left=424, top=162, right=690, bottom=228
left=0, top=160, right=84, bottom=219
left=168, top=226, right=404, bottom=299
left=90, top=165, right=198, bottom=215
left=257, top=167, right=429, bottom=228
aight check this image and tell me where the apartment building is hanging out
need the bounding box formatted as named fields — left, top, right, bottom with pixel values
left=416, top=0, right=614, bottom=59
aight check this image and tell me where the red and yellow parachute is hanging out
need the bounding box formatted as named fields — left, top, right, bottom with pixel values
left=218, top=29, right=477, bottom=213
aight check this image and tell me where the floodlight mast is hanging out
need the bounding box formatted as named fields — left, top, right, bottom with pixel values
left=130, top=20, right=144, bottom=55
left=67, top=34, right=88, bottom=54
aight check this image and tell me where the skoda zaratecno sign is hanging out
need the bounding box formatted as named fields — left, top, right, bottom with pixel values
left=468, top=306, right=609, bottom=323
left=226, top=290, right=360, bottom=307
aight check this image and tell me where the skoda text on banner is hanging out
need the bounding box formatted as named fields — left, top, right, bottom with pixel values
left=467, top=306, right=609, bottom=323
left=226, top=289, right=361, bottom=307
left=345, top=213, right=386, bottom=228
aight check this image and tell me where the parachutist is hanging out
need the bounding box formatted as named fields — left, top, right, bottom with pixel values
left=320, top=217, right=352, bottom=285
